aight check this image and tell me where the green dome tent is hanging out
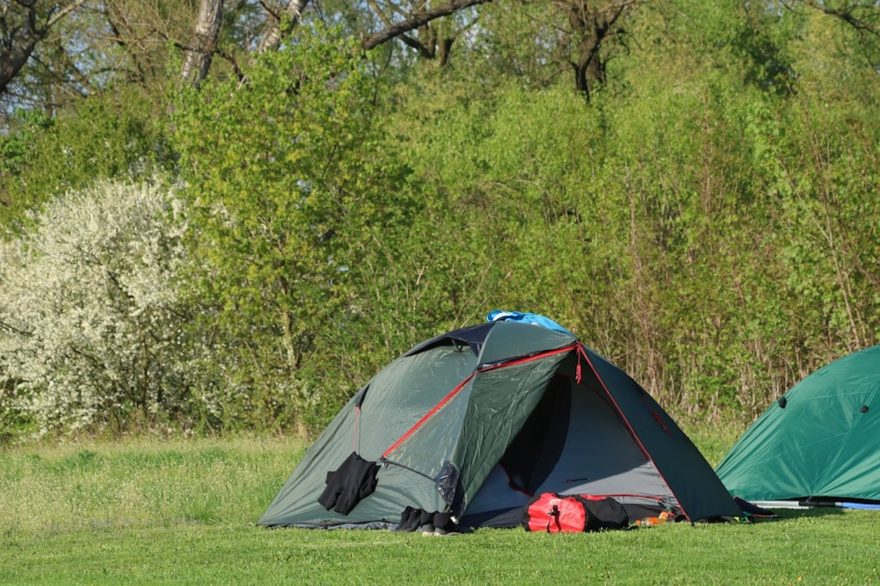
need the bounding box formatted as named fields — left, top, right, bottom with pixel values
left=717, top=345, right=880, bottom=504
left=261, top=321, right=740, bottom=529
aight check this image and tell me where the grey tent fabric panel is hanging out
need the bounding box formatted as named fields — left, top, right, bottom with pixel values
left=476, top=321, right=575, bottom=365
left=259, top=346, right=476, bottom=527
left=264, top=462, right=446, bottom=527
left=454, top=351, right=571, bottom=514
left=467, top=464, right=531, bottom=515
left=535, top=377, right=677, bottom=505
left=259, top=388, right=363, bottom=526
left=357, top=347, right=478, bottom=461
left=385, top=379, right=474, bottom=480
left=583, top=347, right=741, bottom=520
left=555, top=461, right=672, bottom=500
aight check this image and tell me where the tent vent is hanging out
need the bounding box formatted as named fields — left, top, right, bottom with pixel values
left=777, top=396, right=787, bottom=409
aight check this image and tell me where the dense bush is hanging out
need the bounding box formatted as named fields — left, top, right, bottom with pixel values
left=0, top=181, right=195, bottom=435
left=173, top=30, right=419, bottom=431
left=2, top=4, right=880, bottom=441
left=387, top=41, right=880, bottom=415
left=0, top=89, right=172, bottom=235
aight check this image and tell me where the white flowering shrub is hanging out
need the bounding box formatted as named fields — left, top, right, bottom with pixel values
left=0, top=181, right=196, bottom=435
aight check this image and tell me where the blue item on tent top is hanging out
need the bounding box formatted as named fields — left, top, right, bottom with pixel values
left=485, top=310, right=574, bottom=336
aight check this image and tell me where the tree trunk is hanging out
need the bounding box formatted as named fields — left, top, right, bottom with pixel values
left=0, top=40, right=38, bottom=94
left=437, top=37, right=455, bottom=67
left=257, top=0, right=311, bottom=53
left=571, top=39, right=605, bottom=99
left=181, top=0, right=224, bottom=87
left=279, top=307, right=299, bottom=371
left=557, top=0, right=634, bottom=98
left=573, top=61, right=589, bottom=98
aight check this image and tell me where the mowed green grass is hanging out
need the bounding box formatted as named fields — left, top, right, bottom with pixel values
left=1, top=426, right=878, bottom=585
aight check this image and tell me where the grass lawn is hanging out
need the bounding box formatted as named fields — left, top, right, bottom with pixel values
left=1, top=425, right=878, bottom=585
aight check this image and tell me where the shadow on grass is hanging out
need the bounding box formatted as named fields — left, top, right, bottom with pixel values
left=757, top=507, right=847, bottom=522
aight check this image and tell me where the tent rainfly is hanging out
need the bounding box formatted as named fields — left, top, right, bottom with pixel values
left=261, top=320, right=741, bottom=530
left=718, top=345, right=880, bottom=505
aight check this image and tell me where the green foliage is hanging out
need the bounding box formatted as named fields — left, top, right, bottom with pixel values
left=174, top=28, right=417, bottom=431
left=383, top=3, right=880, bottom=416
left=0, top=89, right=171, bottom=235
left=3, top=1, right=880, bottom=437
left=0, top=111, right=52, bottom=178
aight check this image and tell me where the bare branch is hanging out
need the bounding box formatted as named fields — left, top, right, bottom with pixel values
left=215, top=46, right=246, bottom=83
left=45, top=0, right=87, bottom=29
left=790, top=0, right=880, bottom=37
left=0, top=318, right=33, bottom=338
left=258, top=0, right=282, bottom=21
left=100, top=3, right=148, bottom=83
left=362, top=0, right=492, bottom=51
left=367, top=0, right=436, bottom=59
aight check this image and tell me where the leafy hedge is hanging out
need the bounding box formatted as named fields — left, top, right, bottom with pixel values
left=1, top=12, right=879, bottom=440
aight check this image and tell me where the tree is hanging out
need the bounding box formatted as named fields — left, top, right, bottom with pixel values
left=174, top=32, right=416, bottom=428
left=0, top=1, right=86, bottom=99
left=1, top=1, right=205, bottom=123
left=0, top=180, right=196, bottom=434
left=0, top=0, right=86, bottom=93
left=554, top=0, right=640, bottom=98
left=440, top=0, right=641, bottom=96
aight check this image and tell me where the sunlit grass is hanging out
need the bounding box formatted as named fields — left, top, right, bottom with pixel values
left=0, top=435, right=302, bottom=534
left=1, top=432, right=878, bottom=584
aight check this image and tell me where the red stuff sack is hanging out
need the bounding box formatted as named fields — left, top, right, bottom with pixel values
left=522, top=493, right=630, bottom=533
left=522, top=493, right=587, bottom=533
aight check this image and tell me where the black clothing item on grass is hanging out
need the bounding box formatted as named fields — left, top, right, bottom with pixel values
left=396, top=506, right=456, bottom=533
left=317, top=451, right=380, bottom=515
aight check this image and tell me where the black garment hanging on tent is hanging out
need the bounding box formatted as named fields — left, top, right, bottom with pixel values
left=318, top=452, right=380, bottom=515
